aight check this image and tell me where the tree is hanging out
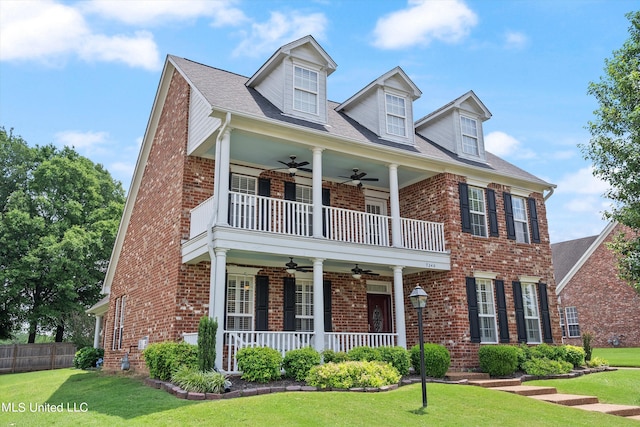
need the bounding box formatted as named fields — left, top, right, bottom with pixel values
left=582, top=11, right=640, bottom=293
left=0, top=127, right=125, bottom=341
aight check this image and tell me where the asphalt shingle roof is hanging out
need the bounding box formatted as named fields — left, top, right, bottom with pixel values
left=551, top=235, right=599, bottom=283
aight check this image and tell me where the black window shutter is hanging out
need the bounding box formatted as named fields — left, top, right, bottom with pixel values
left=322, top=188, right=330, bottom=237
left=503, top=192, right=516, bottom=240
left=465, top=277, right=481, bottom=343
left=258, top=178, right=271, bottom=197
left=538, top=282, right=553, bottom=343
left=255, top=276, right=269, bottom=331
left=284, top=181, right=296, bottom=201
left=283, top=277, right=296, bottom=331
left=459, top=183, right=472, bottom=233
left=528, top=198, right=541, bottom=243
left=323, top=280, right=332, bottom=332
left=512, top=281, right=527, bottom=343
left=495, top=280, right=510, bottom=343
left=487, top=189, right=499, bottom=237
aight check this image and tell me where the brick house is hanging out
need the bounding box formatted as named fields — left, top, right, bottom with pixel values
left=553, top=222, right=640, bottom=347
left=94, top=35, right=561, bottom=373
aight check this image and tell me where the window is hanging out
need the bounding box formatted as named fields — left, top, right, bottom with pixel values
left=476, top=279, right=498, bottom=343
left=112, top=296, right=125, bottom=350
left=565, top=307, right=580, bottom=337
left=469, top=186, right=488, bottom=237
left=521, top=283, right=542, bottom=343
left=512, top=196, right=530, bottom=243
left=226, top=274, right=254, bottom=331
left=385, top=93, right=406, bottom=137
left=460, top=116, right=479, bottom=156
left=296, top=185, right=313, bottom=204
left=294, top=66, right=318, bottom=114
left=295, top=279, right=314, bottom=331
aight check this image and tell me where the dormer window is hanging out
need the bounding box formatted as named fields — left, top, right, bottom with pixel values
left=294, top=66, right=318, bottom=115
left=461, top=116, right=479, bottom=156
left=385, top=93, right=407, bottom=137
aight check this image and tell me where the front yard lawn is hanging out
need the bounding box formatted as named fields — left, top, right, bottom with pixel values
left=1, top=368, right=639, bottom=426
left=592, top=347, right=640, bottom=367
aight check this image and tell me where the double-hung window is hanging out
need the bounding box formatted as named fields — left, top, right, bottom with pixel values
left=226, top=274, right=254, bottom=331
left=385, top=93, right=407, bottom=137
left=521, top=283, right=542, bottom=343
left=469, top=186, right=488, bottom=237
left=295, top=279, right=314, bottom=331
left=294, top=66, right=318, bottom=114
left=512, top=196, right=530, bottom=243
left=112, top=296, right=125, bottom=350
left=461, top=116, right=479, bottom=156
left=565, top=307, right=580, bottom=337
left=476, top=279, right=498, bottom=343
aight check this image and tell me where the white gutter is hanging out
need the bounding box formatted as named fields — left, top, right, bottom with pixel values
left=544, top=186, right=555, bottom=201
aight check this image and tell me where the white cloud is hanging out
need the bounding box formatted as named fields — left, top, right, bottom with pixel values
left=504, top=31, right=528, bottom=49
left=233, top=11, right=327, bottom=58
left=372, top=0, right=477, bottom=49
left=551, top=150, right=576, bottom=160
left=79, top=32, right=161, bottom=70
left=555, top=166, right=610, bottom=195
left=54, top=130, right=109, bottom=153
left=485, top=131, right=536, bottom=159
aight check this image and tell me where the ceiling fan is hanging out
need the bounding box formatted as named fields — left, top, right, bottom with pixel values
left=351, top=264, right=380, bottom=279
left=340, top=168, right=379, bottom=187
left=284, top=257, right=313, bottom=274
left=272, top=155, right=312, bottom=176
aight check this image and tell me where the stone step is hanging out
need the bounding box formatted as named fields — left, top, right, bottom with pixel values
left=571, top=403, right=640, bottom=417
left=530, top=393, right=599, bottom=406
left=491, top=385, right=558, bottom=396
left=445, top=371, right=490, bottom=381
left=625, top=414, right=640, bottom=421
left=468, top=378, right=522, bottom=388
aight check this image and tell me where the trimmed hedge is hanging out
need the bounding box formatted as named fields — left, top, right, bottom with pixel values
left=306, top=361, right=400, bottom=389
left=322, top=349, right=348, bottom=364
left=236, top=346, right=282, bottom=383
left=283, top=347, right=321, bottom=381
left=73, top=347, right=104, bottom=370
left=478, top=345, right=519, bottom=377
left=563, top=345, right=586, bottom=367
left=410, top=343, right=450, bottom=378
left=522, top=358, right=573, bottom=376
left=142, top=342, right=198, bottom=381
left=377, top=346, right=411, bottom=376
left=347, top=346, right=380, bottom=362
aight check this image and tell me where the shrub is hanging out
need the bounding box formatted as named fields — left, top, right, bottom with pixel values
left=410, top=343, right=450, bottom=378
left=586, top=356, right=609, bottom=368
left=322, top=349, right=348, bottom=364
left=516, top=344, right=531, bottom=371
left=283, top=347, right=321, bottom=381
left=529, top=343, right=564, bottom=361
left=347, top=346, right=380, bottom=362
left=171, top=366, right=230, bottom=393
left=478, top=345, right=519, bottom=377
left=306, top=361, right=400, bottom=389
left=377, top=346, right=410, bottom=376
left=235, top=346, right=282, bottom=383
left=73, top=347, right=104, bottom=370
left=197, top=316, right=217, bottom=371
left=582, top=332, right=594, bottom=361
left=563, top=345, right=586, bottom=367
left=142, top=342, right=198, bottom=381
left=522, top=358, right=573, bottom=376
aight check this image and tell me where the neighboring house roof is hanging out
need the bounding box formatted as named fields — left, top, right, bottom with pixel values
left=552, top=221, right=617, bottom=293
left=86, top=295, right=110, bottom=316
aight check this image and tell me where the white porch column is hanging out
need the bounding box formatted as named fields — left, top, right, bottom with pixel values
left=93, top=315, right=102, bottom=348
left=389, top=164, right=402, bottom=247
left=216, top=128, right=232, bottom=226
left=312, top=147, right=324, bottom=238
left=213, top=248, right=228, bottom=370
left=312, top=258, right=325, bottom=352
left=392, top=266, right=407, bottom=348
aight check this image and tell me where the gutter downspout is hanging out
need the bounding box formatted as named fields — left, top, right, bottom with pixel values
left=543, top=186, right=555, bottom=202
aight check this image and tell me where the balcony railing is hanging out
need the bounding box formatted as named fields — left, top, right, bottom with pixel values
left=189, top=192, right=446, bottom=253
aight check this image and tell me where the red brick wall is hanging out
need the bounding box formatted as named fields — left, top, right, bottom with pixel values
left=559, top=224, right=640, bottom=347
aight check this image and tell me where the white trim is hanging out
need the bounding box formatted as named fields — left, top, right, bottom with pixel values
left=230, top=164, right=262, bottom=177
left=366, top=280, right=392, bottom=294
left=473, top=271, right=498, bottom=280
left=226, top=265, right=262, bottom=276
left=519, top=275, right=541, bottom=283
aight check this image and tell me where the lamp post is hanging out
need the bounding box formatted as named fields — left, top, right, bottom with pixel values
left=409, top=284, right=428, bottom=408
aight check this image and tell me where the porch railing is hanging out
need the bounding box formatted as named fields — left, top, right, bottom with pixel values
left=324, top=332, right=397, bottom=353
left=189, top=196, right=215, bottom=238
left=401, top=218, right=446, bottom=252
left=323, top=206, right=390, bottom=246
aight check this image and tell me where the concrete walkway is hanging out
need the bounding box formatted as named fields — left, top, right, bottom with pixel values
left=467, top=377, right=640, bottom=422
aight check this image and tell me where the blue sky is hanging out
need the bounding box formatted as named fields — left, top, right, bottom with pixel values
left=0, top=0, right=635, bottom=243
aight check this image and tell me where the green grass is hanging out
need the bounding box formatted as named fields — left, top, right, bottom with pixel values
left=592, top=347, right=640, bottom=367
left=529, top=368, right=640, bottom=406
left=1, top=369, right=639, bottom=426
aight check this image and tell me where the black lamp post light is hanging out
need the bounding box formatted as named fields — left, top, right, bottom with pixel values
left=409, top=284, right=428, bottom=408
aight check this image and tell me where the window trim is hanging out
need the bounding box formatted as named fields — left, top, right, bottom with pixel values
left=293, top=65, right=319, bottom=115
left=384, top=92, right=407, bottom=137
left=295, top=279, right=314, bottom=332
left=468, top=186, right=488, bottom=237
left=112, top=296, right=125, bottom=350
left=476, top=278, right=498, bottom=344
left=511, top=196, right=530, bottom=243
left=521, top=283, right=542, bottom=344
left=460, top=115, right=479, bottom=156
left=225, top=274, right=255, bottom=331
left=565, top=306, right=580, bottom=338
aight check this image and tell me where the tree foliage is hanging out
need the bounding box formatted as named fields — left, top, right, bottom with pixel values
left=582, top=11, right=640, bottom=293
left=0, top=127, right=125, bottom=341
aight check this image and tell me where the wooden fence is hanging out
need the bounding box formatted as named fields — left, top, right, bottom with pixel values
left=0, top=343, right=76, bottom=374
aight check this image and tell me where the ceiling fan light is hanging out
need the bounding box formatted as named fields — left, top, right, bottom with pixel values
left=286, top=268, right=297, bottom=274
left=352, top=273, right=362, bottom=280
left=352, top=179, right=360, bottom=185
left=288, top=167, right=298, bottom=174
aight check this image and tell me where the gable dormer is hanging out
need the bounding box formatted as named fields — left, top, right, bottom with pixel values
left=337, top=67, right=422, bottom=145
left=415, top=90, right=492, bottom=162
left=246, top=35, right=337, bottom=124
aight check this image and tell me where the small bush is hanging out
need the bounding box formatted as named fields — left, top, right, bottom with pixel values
left=283, top=347, right=321, bottom=381
left=171, top=366, right=230, bottom=393
left=73, top=347, right=104, bottom=370
left=563, top=345, right=586, bottom=367
left=322, top=349, right=348, bottom=364
left=306, top=361, right=400, bottom=389
left=347, top=346, right=380, bottom=362
left=478, top=345, right=519, bottom=377
left=529, top=343, right=564, bottom=361
left=235, top=346, right=282, bottom=383
left=410, top=343, right=450, bottom=378
left=516, top=344, right=531, bottom=371
left=142, top=342, right=198, bottom=381
left=582, top=332, right=594, bottom=361
left=377, top=346, right=410, bottom=376
left=522, top=358, right=573, bottom=376
left=197, top=316, right=217, bottom=371
left=586, top=356, right=609, bottom=368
